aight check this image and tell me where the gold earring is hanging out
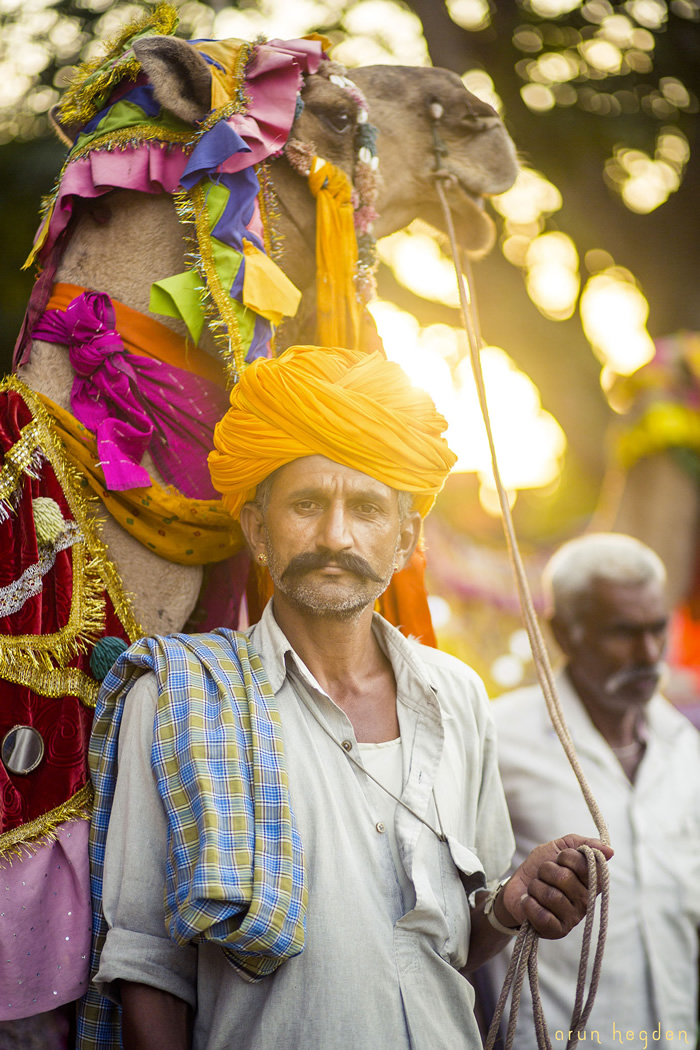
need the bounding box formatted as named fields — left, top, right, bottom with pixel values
left=257, top=552, right=268, bottom=565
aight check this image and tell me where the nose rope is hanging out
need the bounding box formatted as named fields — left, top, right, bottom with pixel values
left=428, top=103, right=610, bottom=1050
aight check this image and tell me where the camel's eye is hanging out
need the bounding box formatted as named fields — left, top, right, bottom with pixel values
left=323, top=108, right=353, bottom=134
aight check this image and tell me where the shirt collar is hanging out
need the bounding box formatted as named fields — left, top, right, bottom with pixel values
left=248, top=598, right=442, bottom=726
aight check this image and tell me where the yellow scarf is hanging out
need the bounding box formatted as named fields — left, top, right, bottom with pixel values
left=308, top=159, right=361, bottom=349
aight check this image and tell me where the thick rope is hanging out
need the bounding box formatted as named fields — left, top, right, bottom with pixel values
left=427, top=115, right=611, bottom=1049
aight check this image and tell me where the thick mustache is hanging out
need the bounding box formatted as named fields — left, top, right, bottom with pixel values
left=605, top=662, right=666, bottom=694
left=281, top=550, right=384, bottom=584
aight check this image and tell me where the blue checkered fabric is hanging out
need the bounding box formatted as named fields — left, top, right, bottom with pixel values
left=76, top=630, right=307, bottom=1050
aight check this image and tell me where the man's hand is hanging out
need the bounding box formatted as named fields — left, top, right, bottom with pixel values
left=499, top=834, right=614, bottom=939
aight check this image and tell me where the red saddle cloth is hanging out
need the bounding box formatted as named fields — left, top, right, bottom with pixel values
left=0, top=380, right=138, bottom=855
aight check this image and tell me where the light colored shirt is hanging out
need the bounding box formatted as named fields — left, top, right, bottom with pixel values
left=485, top=671, right=700, bottom=1049
left=94, top=602, right=514, bottom=1050
left=357, top=737, right=414, bottom=908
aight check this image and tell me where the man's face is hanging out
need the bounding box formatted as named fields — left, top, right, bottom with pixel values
left=559, top=577, right=669, bottom=711
left=243, top=456, right=419, bottom=619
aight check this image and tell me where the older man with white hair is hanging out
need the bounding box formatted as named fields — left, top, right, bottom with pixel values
left=482, top=532, right=700, bottom=1049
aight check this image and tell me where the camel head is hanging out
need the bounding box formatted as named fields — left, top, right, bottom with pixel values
left=350, top=65, right=518, bottom=253
left=126, top=39, right=519, bottom=273
left=34, top=27, right=519, bottom=368
left=49, top=33, right=518, bottom=289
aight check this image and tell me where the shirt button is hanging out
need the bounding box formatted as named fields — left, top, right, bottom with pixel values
left=375, top=822, right=386, bottom=834
left=341, top=740, right=353, bottom=752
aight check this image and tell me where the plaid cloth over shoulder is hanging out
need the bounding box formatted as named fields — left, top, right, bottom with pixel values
left=76, top=630, right=307, bottom=1050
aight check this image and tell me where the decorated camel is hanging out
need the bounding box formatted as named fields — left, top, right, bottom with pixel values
left=0, top=5, right=518, bottom=1035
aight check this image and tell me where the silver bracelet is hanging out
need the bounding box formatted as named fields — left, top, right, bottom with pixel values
left=484, top=879, right=521, bottom=937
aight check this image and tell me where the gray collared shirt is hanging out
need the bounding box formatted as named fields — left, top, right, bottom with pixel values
left=95, top=602, right=514, bottom=1049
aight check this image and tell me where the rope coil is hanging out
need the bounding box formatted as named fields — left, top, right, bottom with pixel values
left=429, top=135, right=611, bottom=1049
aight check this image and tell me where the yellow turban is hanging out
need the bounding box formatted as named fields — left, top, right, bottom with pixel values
left=208, top=345, right=457, bottom=520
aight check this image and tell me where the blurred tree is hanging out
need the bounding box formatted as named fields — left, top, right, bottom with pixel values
left=2, top=0, right=699, bottom=487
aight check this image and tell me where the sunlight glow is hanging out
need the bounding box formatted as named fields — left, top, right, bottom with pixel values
left=580, top=38, right=623, bottom=73
left=493, top=173, right=579, bottom=321
left=377, top=228, right=460, bottom=308
left=461, top=70, right=503, bottom=114
left=529, top=0, right=582, bottom=16
left=604, top=128, right=689, bottom=213
left=524, top=232, right=580, bottom=320
left=580, top=268, right=655, bottom=375
left=625, top=0, right=668, bottom=30
left=447, top=0, right=492, bottom=31
left=369, top=301, right=567, bottom=504
left=492, top=168, right=562, bottom=227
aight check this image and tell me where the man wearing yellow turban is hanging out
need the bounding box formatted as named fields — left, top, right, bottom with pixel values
left=92, top=345, right=611, bottom=1050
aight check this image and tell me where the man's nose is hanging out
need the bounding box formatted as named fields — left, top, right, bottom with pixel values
left=636, top=630, right=664, bottom=665
left=317, top=504, right=353, bottom=551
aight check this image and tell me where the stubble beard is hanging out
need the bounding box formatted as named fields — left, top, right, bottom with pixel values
left=264, top=538, right=398, bottom=621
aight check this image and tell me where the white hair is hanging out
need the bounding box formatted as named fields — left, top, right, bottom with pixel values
left=542, top=532, right=667, bottom=626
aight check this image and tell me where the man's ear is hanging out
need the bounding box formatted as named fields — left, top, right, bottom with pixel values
left=239, top=502, right=266, bottom=560
left=394, top=512, right=422, bottom=572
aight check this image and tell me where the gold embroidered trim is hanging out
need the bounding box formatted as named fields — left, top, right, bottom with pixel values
left=195, top=41, right=253, bottom=135
left=256, top=161, right=283, bottom=358
left=0, top=664, right=99, bottom=709
left=0, top=782, right=94, bottom=862
left=58, top=2, right=179, bottom=129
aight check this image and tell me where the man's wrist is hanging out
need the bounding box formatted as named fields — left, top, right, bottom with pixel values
left=484, top=879, right=521, bottom=937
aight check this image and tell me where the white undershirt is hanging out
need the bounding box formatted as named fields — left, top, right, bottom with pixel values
left=357, top=738, right=415, bottom=909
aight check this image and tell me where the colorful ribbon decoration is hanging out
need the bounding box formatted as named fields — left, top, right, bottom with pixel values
left=33, top=290, right=228, bottom=498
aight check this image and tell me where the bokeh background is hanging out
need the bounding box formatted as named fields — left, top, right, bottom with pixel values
left=2, top=0, right=699, bottom=692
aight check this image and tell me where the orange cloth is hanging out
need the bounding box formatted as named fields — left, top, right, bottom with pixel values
left=377, top=549, right=437, bottom=647
left=208, top=345, right=457, bottom=520
left=46, top=283, right=227, bottom=388
left=308, top=160, right=360, bottom=349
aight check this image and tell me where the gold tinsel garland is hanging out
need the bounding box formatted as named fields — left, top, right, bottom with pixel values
left=173, top=184, right=248, bottom=383
left=57, top=2, right=179, bottom=129
left=0, top=783, right=94, bottom=862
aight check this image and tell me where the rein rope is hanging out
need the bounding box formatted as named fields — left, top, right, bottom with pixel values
left=427, top=103, right=611, bottom=1050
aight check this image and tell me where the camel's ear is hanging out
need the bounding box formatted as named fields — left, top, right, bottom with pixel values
left=49, top=104, right=80, bottom=146
left=132, top=35, right=212, bottom=124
